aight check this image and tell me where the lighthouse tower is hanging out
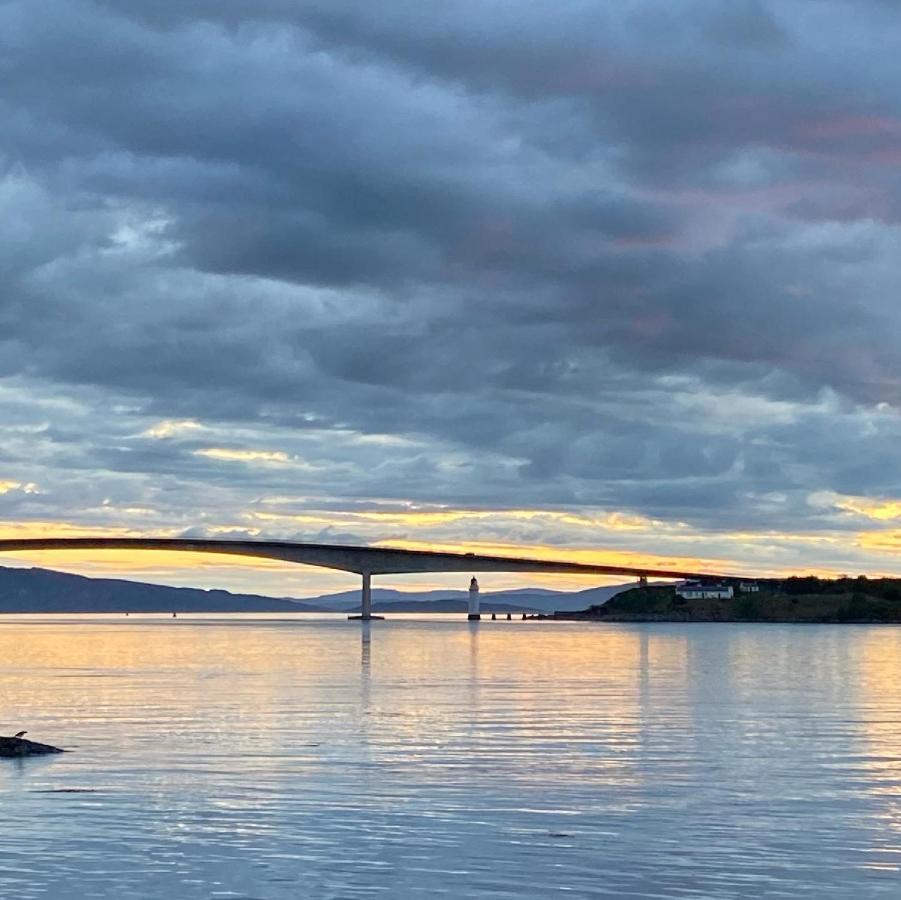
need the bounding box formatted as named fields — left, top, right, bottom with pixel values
left=468, top=576, right=480, bottom=621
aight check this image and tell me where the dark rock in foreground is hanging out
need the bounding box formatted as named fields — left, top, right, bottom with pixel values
left=0, top=736, right=65, bottom=757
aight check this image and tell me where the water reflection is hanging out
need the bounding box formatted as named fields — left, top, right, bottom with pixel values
left=360, top=620, right=371, bottom=737
left=360, top=619, right=371, bottom=664
left=467, top=619, right=479, bottom=685
left=0, top=616, right=899, bottom=897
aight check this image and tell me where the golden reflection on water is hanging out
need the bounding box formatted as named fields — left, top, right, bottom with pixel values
left=849, top=629, right=901, bottom=842
left=1, top=616, right=901, bottom=897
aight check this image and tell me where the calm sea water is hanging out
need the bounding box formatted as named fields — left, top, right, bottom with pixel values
left=0, top=614, right=899, bottom=899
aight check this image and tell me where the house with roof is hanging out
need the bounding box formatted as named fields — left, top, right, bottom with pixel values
left=676, top=580, right=734, bottom=600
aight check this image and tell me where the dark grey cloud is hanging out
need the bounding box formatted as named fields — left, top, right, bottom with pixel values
left=2, top=0, right=901, bottom=581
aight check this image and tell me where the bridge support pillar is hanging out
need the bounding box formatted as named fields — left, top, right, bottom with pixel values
left=349, top=571, right=384, bottom=621
left=362, top=571, right=371, bottom=618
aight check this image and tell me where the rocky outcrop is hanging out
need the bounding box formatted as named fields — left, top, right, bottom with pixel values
left=0, top=736, right=65, bottom=757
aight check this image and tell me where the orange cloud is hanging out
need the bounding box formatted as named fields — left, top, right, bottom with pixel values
left=810, top=491, right=901, bottom=522
left=142, top=419, right=204, bottom=439
left=195, top=448, right=291, bottom=463
left=0, top=480, right=38, bottom=494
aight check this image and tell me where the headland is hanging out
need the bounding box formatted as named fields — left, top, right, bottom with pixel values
left=536, top=577, right=901, bottom=624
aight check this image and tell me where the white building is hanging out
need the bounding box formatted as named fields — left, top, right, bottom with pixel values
left=676, top=581, right=734, bottom=600
left=739, top=581, right=760, bottom=593
left=468, top=576, right=480, bottom=621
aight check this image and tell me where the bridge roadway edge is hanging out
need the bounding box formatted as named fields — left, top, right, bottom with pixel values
left=0, top=537, right=743, bottom=621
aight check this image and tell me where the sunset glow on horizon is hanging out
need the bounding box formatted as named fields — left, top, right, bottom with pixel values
left=3, top=499, right=901, bottom=597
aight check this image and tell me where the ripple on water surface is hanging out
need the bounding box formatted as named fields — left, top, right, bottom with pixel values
left=1, top=615, right=900, bottom=898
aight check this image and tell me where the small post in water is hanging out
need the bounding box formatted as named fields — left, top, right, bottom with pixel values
left=468, top=576, right=481, bottom=621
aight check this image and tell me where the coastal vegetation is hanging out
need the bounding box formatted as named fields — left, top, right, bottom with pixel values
left=561, top=576, right=901, bottom=624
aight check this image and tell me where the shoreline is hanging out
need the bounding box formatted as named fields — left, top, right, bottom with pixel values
left=528, top=578, right=901, bottom=625
left=527, top=612, right=901, bottom=625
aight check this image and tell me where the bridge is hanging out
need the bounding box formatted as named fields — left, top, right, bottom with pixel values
left=0, top=537, right=731, bottom=620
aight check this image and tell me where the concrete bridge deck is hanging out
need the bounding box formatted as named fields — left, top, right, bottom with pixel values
left=0, top=537, right=732, bottom=620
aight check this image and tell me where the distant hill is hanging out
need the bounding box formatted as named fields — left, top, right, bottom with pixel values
left=278, top=586, right=536, bottom=614
left=0, top=566, right=322, bottom=613
left=534, top=582, right=648, bottom=612
left=302, top=583, right=643, bottom=613
left=0, top=565, right=642, bottom=614
left=301, top=587, right=465, bottom=611
left=371, top=599, right=534, bottom=614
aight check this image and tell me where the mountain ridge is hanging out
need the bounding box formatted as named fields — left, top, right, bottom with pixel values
left=0, top=565, right=642, bottom=614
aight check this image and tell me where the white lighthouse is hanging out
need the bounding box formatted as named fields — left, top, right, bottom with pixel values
left=468, top=576, right=480, bottom=621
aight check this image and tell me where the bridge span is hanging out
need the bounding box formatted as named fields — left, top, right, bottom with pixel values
left=0, top=537, right=732, bottom=620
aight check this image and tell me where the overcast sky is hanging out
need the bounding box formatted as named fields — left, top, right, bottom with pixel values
left=3, top=0, right=901, bottom=596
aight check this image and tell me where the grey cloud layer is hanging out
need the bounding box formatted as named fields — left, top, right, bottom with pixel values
left=3, top=0, right=901, bottom=559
